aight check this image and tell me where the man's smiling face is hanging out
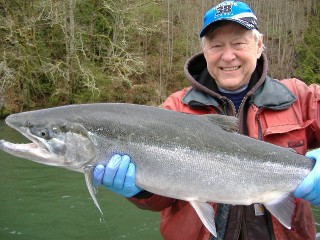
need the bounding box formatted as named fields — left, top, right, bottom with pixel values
left=202, top=22, right=263, bottom=91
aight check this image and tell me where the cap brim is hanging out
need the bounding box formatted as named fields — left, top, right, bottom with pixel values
left=199, top=19, right=256, bottom=37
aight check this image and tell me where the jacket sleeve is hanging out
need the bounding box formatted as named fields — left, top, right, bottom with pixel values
left=162, top=88, right=191, bottom=111
left=296, top=80, right=320, bottom=149
left=284, top=79, right=320, bottom=149
left=128, top=194, right=176, bottom=212
left=305, top=84, right=320, bottom=148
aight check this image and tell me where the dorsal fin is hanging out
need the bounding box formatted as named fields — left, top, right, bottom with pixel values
left=201, top=114, right=238, bottom=132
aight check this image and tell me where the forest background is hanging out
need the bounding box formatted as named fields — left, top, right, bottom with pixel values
left=0, top=0, right=319, bottom=116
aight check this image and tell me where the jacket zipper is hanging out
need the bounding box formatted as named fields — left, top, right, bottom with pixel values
left=236, top=95, right=249, bottom=119
left=220, top=98, right=236, bottom=116
left=256, top=109, right=264, bottom=140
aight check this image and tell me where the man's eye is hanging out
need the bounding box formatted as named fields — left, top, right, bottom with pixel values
left=206, top=45, right=222, bottom=53
left=234, top=42, right=246, bottom=49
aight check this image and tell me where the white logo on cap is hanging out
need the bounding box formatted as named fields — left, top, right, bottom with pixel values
left=215, top=4, right=233, bottom=16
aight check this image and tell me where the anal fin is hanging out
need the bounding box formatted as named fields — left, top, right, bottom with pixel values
left=264, top=193, right=295, bottom=229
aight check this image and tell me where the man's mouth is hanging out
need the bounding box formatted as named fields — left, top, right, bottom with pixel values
left=220, top=66, right=240, bottom=71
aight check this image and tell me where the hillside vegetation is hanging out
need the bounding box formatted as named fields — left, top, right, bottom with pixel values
left=0, top=0, right=319, bottom=115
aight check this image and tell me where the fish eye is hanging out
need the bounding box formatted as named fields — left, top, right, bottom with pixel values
left=40, top=131, right=48, bottom=137
left=30, top=127, right=52, bottom=140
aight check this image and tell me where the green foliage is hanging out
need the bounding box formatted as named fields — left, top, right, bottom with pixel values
left=294, top=7, right=320, bottom=84
left=0, top=0, right=319, bottom=116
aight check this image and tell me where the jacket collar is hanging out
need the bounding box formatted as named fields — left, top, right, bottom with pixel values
left=182, top=52, right=296, bottom=110
left=182, top=88, right=220, bottom=108
left=250, top=76, right=296, bottom=110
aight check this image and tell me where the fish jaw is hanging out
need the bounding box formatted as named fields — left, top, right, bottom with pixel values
left=0, top=140, right=48, bottom=157
left=1, top=115, right=97, bottom=172
left=0, top=133, right=66, bottom=168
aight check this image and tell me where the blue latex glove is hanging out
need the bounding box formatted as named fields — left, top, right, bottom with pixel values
left=93, top=154, right=142, bottom=197
left=294, top=148, right=320, bottom=206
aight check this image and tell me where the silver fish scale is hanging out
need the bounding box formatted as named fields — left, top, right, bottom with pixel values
left=129, top=141, right=311, bottom=205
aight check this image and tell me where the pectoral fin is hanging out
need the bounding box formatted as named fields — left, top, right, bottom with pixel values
left=264, top=193, right=295, bottom=229
left=190, top=200, right=217, bottom=237
left=84, top=166, right=103, bottom=215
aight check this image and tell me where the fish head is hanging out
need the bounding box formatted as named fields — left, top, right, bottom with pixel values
left=0, top=111, right=97, bottom=172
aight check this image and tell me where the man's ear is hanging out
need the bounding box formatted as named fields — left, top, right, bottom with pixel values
left=257, top=35, right=264, bottom=58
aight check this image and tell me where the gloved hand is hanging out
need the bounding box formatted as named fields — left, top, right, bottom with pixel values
left=294, top=148, right=320, bottom=206
left=93, top=154, right=142, bottom=197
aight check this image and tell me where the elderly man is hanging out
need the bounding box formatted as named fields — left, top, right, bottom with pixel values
left=93, top=1, right=320, bottom=239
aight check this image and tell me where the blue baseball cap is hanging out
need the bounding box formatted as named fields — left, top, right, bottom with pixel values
left=199, top=1, right=258, bottom=37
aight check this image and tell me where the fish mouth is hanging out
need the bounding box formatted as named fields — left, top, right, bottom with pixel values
left=1, top=123, right=51, bottom=159
left=24, top=131, right=51, bottom=155
left=25, top=134, right=51, bottom=154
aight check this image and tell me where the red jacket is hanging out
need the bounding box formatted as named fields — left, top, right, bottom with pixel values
left=129, top=53, right=320, bottom=240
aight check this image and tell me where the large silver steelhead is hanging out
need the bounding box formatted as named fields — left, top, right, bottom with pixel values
left=0, top=103, right=314, bottom=237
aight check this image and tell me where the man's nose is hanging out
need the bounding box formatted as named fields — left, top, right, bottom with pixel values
left=221, top=45, right=236, bottom=62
